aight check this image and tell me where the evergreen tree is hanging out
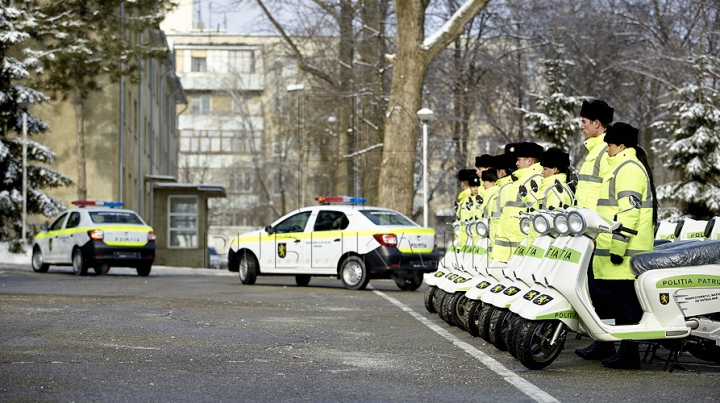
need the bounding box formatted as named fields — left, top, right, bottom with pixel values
left=651, top=55, right=720, bottom=219
left=29, top=0, right=174, bottom=199
left=518, top=37, right=583, bottom=161
left=0, top=1, right=72, bottom=242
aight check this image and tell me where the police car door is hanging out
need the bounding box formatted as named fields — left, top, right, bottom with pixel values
left=44, top=213, right=68, bottom=263
left=57, top=211, right=82, bottom=263
left=271, top=211, right=311, bottom=271
left=311, top=210, right=349, bottom=271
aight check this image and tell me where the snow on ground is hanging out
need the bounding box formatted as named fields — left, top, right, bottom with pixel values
left=0, top=242, right=32, bottom=265
left=0, top=242, right=233, bottom=275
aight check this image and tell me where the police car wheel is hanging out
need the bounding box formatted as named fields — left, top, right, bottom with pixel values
left=72, top=249, right=88, bottom=276
left=95, top=264, right=110, bottom=275
left=340, top=256, right=369, bottom=290
left=239, top=253, right=258, bottom=285
left=136, top=264, right=152, bottom=277
left=295, top=275, right=311, bottom=287
left=31, top=246, right=49, bottom=273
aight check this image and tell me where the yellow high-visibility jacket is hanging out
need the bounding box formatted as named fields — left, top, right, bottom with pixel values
left=576, top=133, right=608, bottom=210
left=592, top=148, right=655, bottom=280
left=455, top=188, right=473, bottom=246
left=486, top=175, right=514, bottom=257
left=492, top=163, right=543, bottom=263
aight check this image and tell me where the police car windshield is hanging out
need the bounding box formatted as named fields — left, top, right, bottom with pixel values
left=360, top=210, right=417, bottom=226
left=89, top=211, right=144, bottom=225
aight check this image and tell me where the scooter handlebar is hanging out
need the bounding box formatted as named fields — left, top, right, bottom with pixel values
left=616, top=225, right=638, bottom=236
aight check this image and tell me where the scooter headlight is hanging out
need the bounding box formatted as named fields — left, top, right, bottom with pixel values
left=532, top=214, right=551, bottom=235
left=465, top=223, right=474, bottom=237
left=519, top=217, right=530, bottom=235
left=568, top=211, right=586, bottom=235
left=475, top=221, right=488, bottom=237
left=554, top=214, right=570, bottom=236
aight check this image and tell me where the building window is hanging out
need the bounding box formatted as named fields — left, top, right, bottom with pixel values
left=191, top=95, right=211, bottom=115
left=168, top=196, right=198, bottom=248
left=191, top=57, right=207, bottom=72
left=228, top=171, right=254, bottom=194
left=231, top=50, right=255, bottom=74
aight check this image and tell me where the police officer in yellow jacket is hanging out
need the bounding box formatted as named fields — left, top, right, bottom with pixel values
left=574, top=100, right=617, bottom=361
left=538, top=148, right=573, bottom=210
left=455, top=169, right=477, bottom=247
left=594, top=123, right=657, bottom=370
left=576, top=100, right=614, bottom=210
left=493, top=142, right=544, bottom=263
left=486, top=148, right=518, bottom=258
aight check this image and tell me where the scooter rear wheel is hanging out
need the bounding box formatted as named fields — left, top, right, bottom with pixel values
left=424, top=285, right=437, bottom=313
left=517, top=320, right=567, bottom=370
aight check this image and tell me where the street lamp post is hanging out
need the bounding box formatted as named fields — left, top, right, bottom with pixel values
left=416, top=108, right=434, bottom=228
left=22, top=110, right=27, bottom=245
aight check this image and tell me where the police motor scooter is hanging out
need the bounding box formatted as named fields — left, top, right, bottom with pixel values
left=511, top=198, right=720, bottom=370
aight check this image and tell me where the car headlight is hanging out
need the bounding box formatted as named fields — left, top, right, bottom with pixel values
left=475, top=221, right=488, bottom=237
left=519, top=217, right=530, bottom=235
left=554, top=214, right=570, bottom=236
left=532, top=214, right=550, bottom=235
left=567, top=211, right=586, bottom=235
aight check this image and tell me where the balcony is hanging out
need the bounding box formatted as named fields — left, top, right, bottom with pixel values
left=179, top=73, right=264, bottom=91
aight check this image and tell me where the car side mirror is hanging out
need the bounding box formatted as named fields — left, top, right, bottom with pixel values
left=264, top=225, right=275, bottom=234
left=41, top=224, right=48, bottom=231
left=518, top=185, right=528, bottom=198
left=529, top=179, right=539, bottom=193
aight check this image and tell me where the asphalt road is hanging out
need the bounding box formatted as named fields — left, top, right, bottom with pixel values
left=0, top=263, right=718, bottom=403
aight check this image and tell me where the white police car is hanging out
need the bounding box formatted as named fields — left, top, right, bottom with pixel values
left=31, top=201, right=156, bottom=276
left=227, top=196, right=439, bottom=290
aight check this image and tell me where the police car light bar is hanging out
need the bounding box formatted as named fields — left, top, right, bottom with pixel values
left=314, top=196, right=367, bottom=205
left=72, top=200, right=124, bottom=208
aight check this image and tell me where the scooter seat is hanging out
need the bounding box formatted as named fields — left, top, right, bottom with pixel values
left=631, top=240, right=720, bottom=276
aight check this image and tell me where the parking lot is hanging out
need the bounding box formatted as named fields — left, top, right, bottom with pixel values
left=1, top=264, right=719, bottom=402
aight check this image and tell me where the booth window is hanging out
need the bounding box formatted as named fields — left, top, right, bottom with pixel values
left=168, top=196, right=198, bottom=248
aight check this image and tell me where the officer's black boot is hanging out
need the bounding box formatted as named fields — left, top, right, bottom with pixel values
left=601, top=340, right=641, bottom=369
left=575, top=341, right=616, bottom=360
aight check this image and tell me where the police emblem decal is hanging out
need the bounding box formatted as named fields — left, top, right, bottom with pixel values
left=278, top=243, right=287, bottom=258
left=659, top=293, right=670, bottom=305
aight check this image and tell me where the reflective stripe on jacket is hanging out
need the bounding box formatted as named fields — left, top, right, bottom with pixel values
left=492, top=163, right=543, bottom=263
left=486, top=175, right=514, bottom=256
left=576, top=133, right=608, bottom=210
left=592, top=148, right=655, bottom=280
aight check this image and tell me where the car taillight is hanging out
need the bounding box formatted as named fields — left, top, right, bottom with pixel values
left=88, top=229, right=104, bottom=241
left=373, top=234, right=397, bottom=247
left=148, top=232, right=156, bottom=242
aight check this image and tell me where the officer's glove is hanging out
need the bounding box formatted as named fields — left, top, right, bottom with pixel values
left=610, top=254, right=624, bottom=265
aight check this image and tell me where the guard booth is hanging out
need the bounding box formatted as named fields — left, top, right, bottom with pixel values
left=147, top=175, right=226, bottom=268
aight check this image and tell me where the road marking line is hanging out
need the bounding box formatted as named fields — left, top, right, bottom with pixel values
left=373, top=290, right=559, bottom=403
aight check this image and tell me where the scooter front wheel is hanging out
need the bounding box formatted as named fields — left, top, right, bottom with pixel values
left=477, top=304, right=495, bottom=343
left=424, top=285, right=438, bottom=313
left=517, top=320, right=567, bottom=370
left=489, top=308, right=510, bottom=351
left=463, top=300, right=483, bottom=337
left=505, top=314, right=524, bottom=359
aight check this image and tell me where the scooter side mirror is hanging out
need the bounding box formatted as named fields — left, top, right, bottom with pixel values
left=554, top=179, right=564, bottom=193
left=476, top=195, right=484, bottom=205
left=518, top=185, right=528, bottom=198
left=529, top=179, right=539, bottom=193
left=629, top=195, right=642, bottom=209
left=265, top=225, right=275, bottom=234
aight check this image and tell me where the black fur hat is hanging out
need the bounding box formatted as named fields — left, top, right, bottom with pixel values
left=457, top=169, right=476, bottom=182
left=540, top=147, right=571, bottom=171
left=604, top=122, right=638, bottom=148
left=468, top=173, right=480, bottom=187
left=475, top=154, right=493, bottom=168
left=580, top=100, right=614, bottom=125
left=515, top=142, right=544, bottom=159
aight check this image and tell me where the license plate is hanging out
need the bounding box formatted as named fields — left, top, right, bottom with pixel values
left=114, top=251, right=140, bottom=259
